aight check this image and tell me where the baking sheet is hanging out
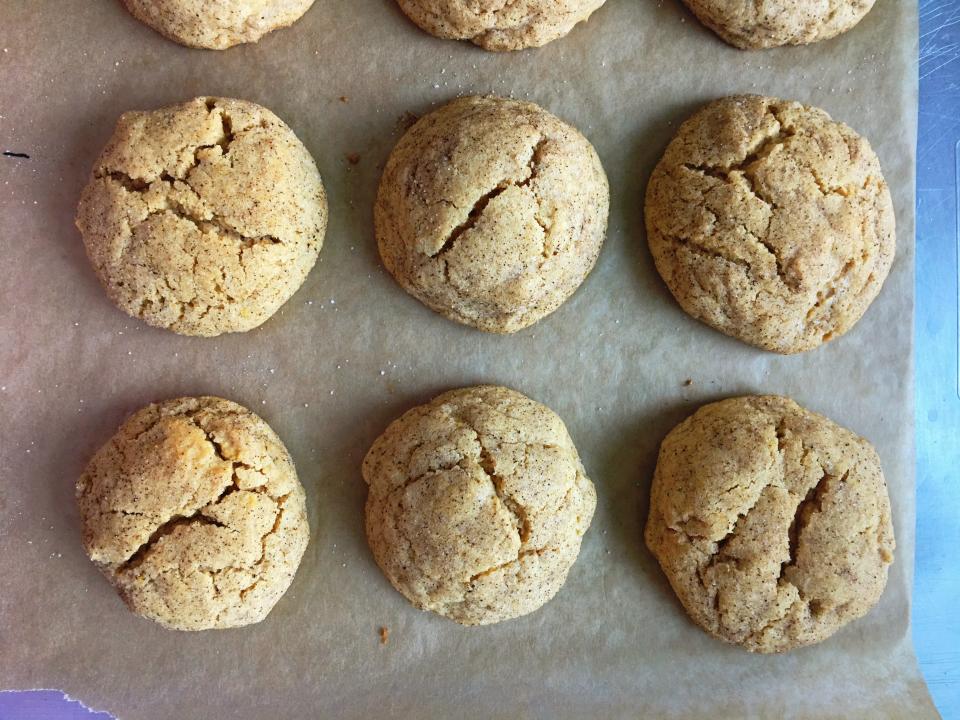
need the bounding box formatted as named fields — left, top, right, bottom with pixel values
left=0, top=0, right=936, bottom=717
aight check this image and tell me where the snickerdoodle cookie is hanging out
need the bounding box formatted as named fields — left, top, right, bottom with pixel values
left=645, top=395, right=895, bottom=653
left=76, top=97, right=327, bottom=337
left=682, top=0, right=876, bottom=49
left=122, top=0, right=316, bottom=49
left=375, top=95, right=609, bottom=333
left=645, top=95, right=894, bottom=353
left=77, top=396, right=309, bottom=631
left=363, top=385, right=596, bottom=625
left=396, top=0, right=607, bottom=51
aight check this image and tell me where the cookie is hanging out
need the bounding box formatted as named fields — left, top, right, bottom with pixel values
left=681, top=0, right=876, bottom=49
left=644, top=395, right=895, bottom=653
left=122, top=0, right=316, bottom=50
left=375, top=95, right=609, bottom=333
left=77, top=396, right=310, bottom=631
left=396, top=0, right=607, bottom=51
left=645, top=95, right=894, bottom=353
left=363, top=385, right=596, bottom=625
left=76, top=97, right=327, bottom=337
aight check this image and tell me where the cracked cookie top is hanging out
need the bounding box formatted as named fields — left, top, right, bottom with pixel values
left=77, top=396, right=310, bottom=631
left=644, top=395, right=895, bottom=653
left=122, top=0, right=316, bottom=50
left=375, top=95, right=609, bottom=333
left=76, top=97, right=327, bottom=336
left=363, top=385, right=596, bottom=625
left=682, top=0, right=876, bottom=49
left=396, top=0, right=607, bottom=51
left=645, top=95, right=895, bottom=354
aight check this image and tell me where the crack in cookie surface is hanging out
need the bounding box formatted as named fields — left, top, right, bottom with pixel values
left=92, top=105, right=282, bottom=252
left=429, top=134, right=546, bottom=258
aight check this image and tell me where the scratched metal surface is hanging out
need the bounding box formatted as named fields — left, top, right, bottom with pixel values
left=915, top=0, right=960, bottom=717
left=0, top=1, right=956, bottom=719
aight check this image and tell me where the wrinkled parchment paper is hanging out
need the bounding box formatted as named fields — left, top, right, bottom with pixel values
left=0, top=1, right=936, bottom=717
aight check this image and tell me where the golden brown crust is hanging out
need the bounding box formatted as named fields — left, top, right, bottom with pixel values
left=375, top=95, right=609, bottom=333
left=682, top=0, right=876, bottom=49
left=644, top=395, right=895, bottom=653
left=363, top=385, right=596, bottom=625
left=122, top=0, right=316, bottom=50
left=396, top=0, right=607, bottom=51
left=76, top=97, right=327, bottom=337
left=645, top=95, right=895, bottom=354
left=77, top=396, right=310, bottom=631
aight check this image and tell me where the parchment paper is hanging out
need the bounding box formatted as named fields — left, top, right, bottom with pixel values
left=0, top=1, right=936, bottom=717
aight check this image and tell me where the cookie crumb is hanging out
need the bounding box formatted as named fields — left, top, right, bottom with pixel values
left=339, top=96, right=349, bottom=103
left=683, top=379, right=693, bottom=387
left=379, top=626, right=389, bottom=644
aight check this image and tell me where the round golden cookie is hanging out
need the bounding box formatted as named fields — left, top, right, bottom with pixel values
left=396, top=0, right=607, bottom=51
left=122, top=0, right=316, bottom=50
left=645, top=95, right=895, bottom=354
left=644, top=395, right=895, bottom=653
left=76, top=97, right=327, bottom=337
left=363, top=385, right=597, bottom=625
left=77, top=396, right=310, bottom=631
left=681, top=0, right=876, bottom=49
left=375, top=95, right=609, bottom=333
